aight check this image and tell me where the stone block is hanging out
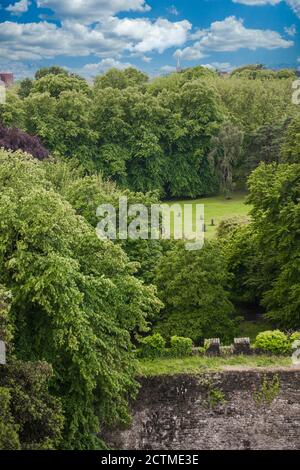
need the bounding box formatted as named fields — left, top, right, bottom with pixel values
left=233, top=337, right=251, bottom=355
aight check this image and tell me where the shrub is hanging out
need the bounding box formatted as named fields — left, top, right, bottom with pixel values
left=139, top=334, right=166, bottom=359
left=217, top=215, right=250, bottom=238
left=290, top=332, right=300, bottom=350
left=170, top=336, right=193, bottom=357
left=255, top=330, right=290, bottom=354
left=290, top=331, right=300, bottom=343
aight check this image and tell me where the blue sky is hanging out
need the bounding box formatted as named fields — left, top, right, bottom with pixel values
left=0, top=0, right=299, bottom=79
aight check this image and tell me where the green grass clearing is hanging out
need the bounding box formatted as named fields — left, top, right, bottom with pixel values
left=237, top=320, right=273, bottom=342
left=165, top=192, right=250, bottom=239
left=138, top=355, right=292, bottom=377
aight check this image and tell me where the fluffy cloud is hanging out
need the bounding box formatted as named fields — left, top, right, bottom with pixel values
left=175, top=16, right=293, bottom=60
left=6, top=0, right=31, bottom=15
left=233, top=1, right=300, bottom=19
left=167, top=5, right=179, bottom=16
left=37, top=0, right=150, bottom=23
left=0, top=15, right=192, bottom=62
left=111, top=17, right=192, bottom=53
left=0, top=59, right=36, bottom=79
left=284, top=24, right=297, bottom=36
left=0, top=20, right=126, bottom=60
left=287, top=0, right=300, bottom=18
left=160, top=65, right=177, bottom=73
left=202, top=62, right=233, bottom=71
left=79, top=58, right=132, bottom=76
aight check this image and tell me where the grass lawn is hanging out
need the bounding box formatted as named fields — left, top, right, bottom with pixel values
left=237, top=320, right=273, bottom=342
left=166, top=192, right=250, bottom=239
left=138, top=355, right=292, bottom=377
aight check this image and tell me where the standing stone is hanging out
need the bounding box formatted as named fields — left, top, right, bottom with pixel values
left=205, top=338, right=220, bottom=356
left=233, top=337, right=251, bottom=355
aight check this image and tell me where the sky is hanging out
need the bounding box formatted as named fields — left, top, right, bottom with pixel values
left=0, top=0, right=299, bottom=79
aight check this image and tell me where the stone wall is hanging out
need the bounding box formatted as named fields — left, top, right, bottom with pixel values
left=103, top=368, right=300, bottom=450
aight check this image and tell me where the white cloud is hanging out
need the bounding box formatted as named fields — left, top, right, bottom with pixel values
left=37, top=0, right=150, bottom=23
left=232, top=1, right=280, bottom=4
left=167, top=5, right=179, bottom=16
left=0, top=14, right=191, bottom=62
left=6, top=0, right=31, bottom=15
left=287, top=0, right=300, bottom=18
left=284, top=24, right=297, bottom=36
left=233, top=1, right=300, bottom=19
left=202, top=62, right=233, bottom=71
left=79, top=58, right=133, bottom=76
left=0, top=20, right=126, bottom=61
left=111, top=17, right=192, bottom=54
left=160, top=65, right=177, bottom=73
left=175, top=46, right=206, bottom=61
left=0, top=59, right=36, bottom=79
left=175, top=16, right=293, bottom=61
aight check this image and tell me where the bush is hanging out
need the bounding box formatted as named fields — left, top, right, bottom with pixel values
left=255, top=330, right=290, bottom=354
left=217, top=215, right=250, bottom=238
left=290, top=331, right=300, bottom=343
left=290, top=331, right=300, bottom=349
left=170, top=336, right=193, bottom=357
left=139, top=334, right=166, bottom=359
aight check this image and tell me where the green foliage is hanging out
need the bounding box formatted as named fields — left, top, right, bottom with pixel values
left=170, top=336, right=193, bottom=357
left=280, top=116, right=300, bottom=163
left=253, top=375, right=281, bottom=406
left=255, top=330, right=290, bottom=354
left=247, top=163, right=300, bottom=327
left=207, top=388, right=227, bottom=410
left=0, top=360, right=64, bottom=450
left=31, top=73, right=90, bottom=98
left=35, top=66, right=70, bottom=80
left=139, top=333, right=166, bottom=359
left=244, top=119, right=288, bottom=179
left=94, top=67, right=148, bottom=91
left=3, top=65, right=297, bottom=197
left=154, top=241, right=236, bottom=343
left=0, top=387, right=20, bottom=450
left=290, top=331, right=300, bottom=342
left=215, top=76, right=295, bottom=132
left=0, top=149, right=161, bottom=449
left=18, top=78, right=33, bottom=99
left=209, top=122, right=244, bottom=196
left=217, top=215, right=250, bottom=239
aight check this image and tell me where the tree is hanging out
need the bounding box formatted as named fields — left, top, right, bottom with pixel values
left=35, top=66, right=70, bottom=80
left=94, top=67, right=148, bottom=91
left=209, top=122, right=244, bottom=197
left=0, top=123, right=49, bottom=159
left=0, top=285, right=64, bottom=450
left=0, top=149, right=162, bottom=448
left=280, top=115, right=300, bottom=163
left=153, top=241, right=236, bottom=343
left=246, top=163, right=300, bottom=327
left=18, top=78, right=33, bottom=98
left=244, top=119, right=288, bottom=177
left=31, top=73, right=90, bottom=98
left=22, top=90, right=97, bottom=165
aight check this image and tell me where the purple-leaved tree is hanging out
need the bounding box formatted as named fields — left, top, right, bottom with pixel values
left=0, top=124, right=49, bottom=160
